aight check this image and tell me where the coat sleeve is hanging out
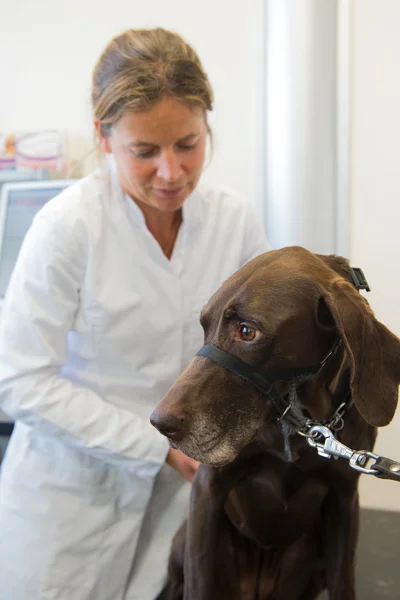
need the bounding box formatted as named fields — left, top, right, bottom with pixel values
left=0, top=213, right=169, bottom=472
left=240, top=203, right=271, bottom=266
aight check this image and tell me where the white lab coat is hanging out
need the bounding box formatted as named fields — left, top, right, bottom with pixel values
left=0, top=164, right=269, bottom=600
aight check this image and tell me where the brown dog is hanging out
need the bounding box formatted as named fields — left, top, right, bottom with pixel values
left=151, top=247, right=400, bottom=600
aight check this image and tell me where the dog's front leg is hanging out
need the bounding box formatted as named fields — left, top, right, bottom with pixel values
left=322, top=484, right=359, bottom=600
left=183, top=463, right=242, bottom=600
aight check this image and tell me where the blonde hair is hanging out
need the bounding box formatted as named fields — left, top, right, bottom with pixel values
left=92, top=28, right=214, bottom=135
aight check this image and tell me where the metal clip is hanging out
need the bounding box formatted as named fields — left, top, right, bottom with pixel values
left=306, top=425, right=379, bottom=475
left=307, top=424, right=353, bottom=460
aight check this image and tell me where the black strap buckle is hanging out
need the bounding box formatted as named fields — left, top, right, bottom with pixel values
left=350, top=267, right=371, bottom=292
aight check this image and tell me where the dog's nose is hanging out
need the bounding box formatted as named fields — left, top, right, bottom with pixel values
left=150, top=410, right=184, bottom=442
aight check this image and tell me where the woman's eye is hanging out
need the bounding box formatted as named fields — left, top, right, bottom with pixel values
left=236, top=325, right=260, bottom=342
left=134, top=149, right=156, bottom=159
left=176, top=143, right=197, bottom=152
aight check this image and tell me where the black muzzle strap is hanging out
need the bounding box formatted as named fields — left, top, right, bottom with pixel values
left=196, top=341, right=341, bottom=431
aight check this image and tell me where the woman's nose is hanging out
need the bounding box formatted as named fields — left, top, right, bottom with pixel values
left=156, top=150, right=183, bottom=182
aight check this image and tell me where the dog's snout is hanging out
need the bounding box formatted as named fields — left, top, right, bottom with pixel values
left=150, top=410, right=184, bottom=441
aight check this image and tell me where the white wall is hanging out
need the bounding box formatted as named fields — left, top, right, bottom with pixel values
left=351, top=0, right=400, bottom=511
left=0, top=0, right=265, bottom=209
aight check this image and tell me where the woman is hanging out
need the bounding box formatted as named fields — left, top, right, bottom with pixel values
left=0, top=28, right=269, bottom=600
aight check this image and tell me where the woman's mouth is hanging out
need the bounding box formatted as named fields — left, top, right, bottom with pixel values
left=153, top=185, right=185, bottom=198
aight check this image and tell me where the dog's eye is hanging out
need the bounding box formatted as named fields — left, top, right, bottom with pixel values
left=236, top=324, right=260, bottom=342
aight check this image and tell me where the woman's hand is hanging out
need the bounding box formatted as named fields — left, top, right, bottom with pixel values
left=166, top=448, right=200, bottom=482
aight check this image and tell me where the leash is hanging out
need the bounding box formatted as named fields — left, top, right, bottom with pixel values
left=197, top=267, right=400, bottom=483
left=302, top=424, right=400, bottom=481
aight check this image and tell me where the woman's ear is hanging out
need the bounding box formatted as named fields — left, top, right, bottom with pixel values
left=94, top=120, right=112, bottom=154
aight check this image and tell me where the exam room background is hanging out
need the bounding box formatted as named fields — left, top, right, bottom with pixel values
left=0, top=0, right=399, bottom=512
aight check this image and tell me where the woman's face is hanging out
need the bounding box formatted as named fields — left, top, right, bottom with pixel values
left=96, top=96, right=208, bottom=215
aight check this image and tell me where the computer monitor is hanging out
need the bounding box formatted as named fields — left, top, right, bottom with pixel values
left=0, top=180, right=77, bottom=303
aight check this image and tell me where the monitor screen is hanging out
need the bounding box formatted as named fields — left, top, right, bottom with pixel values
left=0, top=182, right=75, bottom=299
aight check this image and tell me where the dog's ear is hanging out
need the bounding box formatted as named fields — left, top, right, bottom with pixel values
left=323, top=281, right=400, bottom=427
left=316, top=253, right=353, bottom=281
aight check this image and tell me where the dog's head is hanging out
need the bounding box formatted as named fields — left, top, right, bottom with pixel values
left=151, top=247, right=400, bottom=466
